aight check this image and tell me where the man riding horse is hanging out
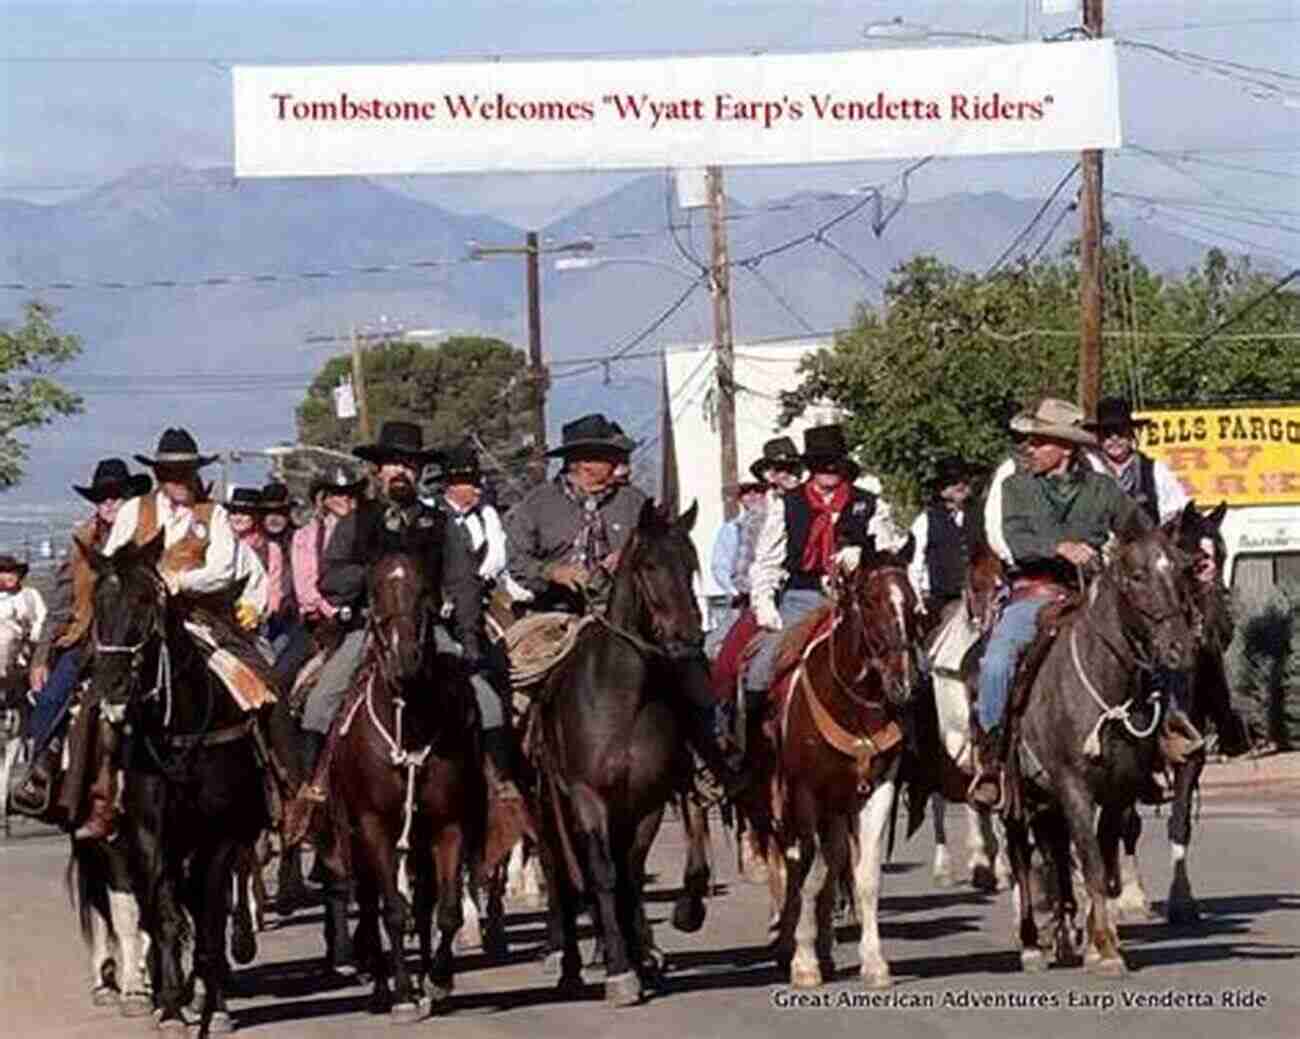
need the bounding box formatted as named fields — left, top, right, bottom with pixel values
left=10, top=459, right=153, bottom=823
left=968, top=399, right=1200, bottom=809
left=502, top=412, right=747, bottom=796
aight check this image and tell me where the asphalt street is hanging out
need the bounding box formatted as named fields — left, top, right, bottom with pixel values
left=2, top=798, right=1296, bottom=1039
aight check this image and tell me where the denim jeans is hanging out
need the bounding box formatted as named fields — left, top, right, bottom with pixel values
left=743, top=588, right=829, bottom=692
left=301, top=628, right=368, bottom=736
left=28, top=650, right=82, bottom=753
left=976, top=596, right=1050, bottom=732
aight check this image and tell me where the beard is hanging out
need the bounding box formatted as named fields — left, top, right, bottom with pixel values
left=386, top=476, right=416, bottom=505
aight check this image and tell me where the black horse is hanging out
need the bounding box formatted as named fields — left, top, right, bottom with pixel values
left=534, top=500, right=702, bottom=1007
left=86, top=534, right=269, bottom=1035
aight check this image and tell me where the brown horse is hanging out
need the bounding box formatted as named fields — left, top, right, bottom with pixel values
left=748, top=539, right=921, bottom=989
left=330, top=552, right=483, bottom=1021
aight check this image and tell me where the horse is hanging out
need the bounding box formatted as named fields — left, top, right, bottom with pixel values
left=532, top=499, right=702, bottom=1007
left=746, top=539, right=920, bottom=989
left=329, top=551, right=483, bottom=1021
left=1111, top=501, right=1251, bottom=925
left=85, top=532, right=270, bottom=1035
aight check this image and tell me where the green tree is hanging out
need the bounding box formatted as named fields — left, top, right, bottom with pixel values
left=296, top=334, right=540, bottom=502
left=779, top=242, right=1300, bottom=519
left=0, top=301, right=84, bottom=488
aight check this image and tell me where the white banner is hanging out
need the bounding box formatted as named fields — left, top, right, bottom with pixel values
left=233, top=41, right=1121, bottom=178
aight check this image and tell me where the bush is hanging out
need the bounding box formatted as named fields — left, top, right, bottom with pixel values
left=1226, top=583, right=1300, bottom=750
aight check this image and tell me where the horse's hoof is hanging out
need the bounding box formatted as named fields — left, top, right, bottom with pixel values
left=1088, top=955, right=1128, bottom=978
left=453, top=926, right=482, bottom=953
left=971, top=864, right=998, bottom=894
left=672, top=896, right=706, bottom=934
left=791, top=962, right=823, bottom=989
left=389, top=1001, right=423, bottom=1025
left=1167, top=899, right=1200, bottom=926
left=230, top=918, right=257, bottom=966
left=156, top=1016, right=188, bottom=1037
left=932, top=866, right=955, bottom=888
left=541, top=950, right=565, bottom=977
left=424, top=977, right=453, bottom=1005
left=120, top=992, right=153, bottom=1018
left=604, top=971, right=642, bottom=1008
left=483, top=926, right=508, bottom=962
left=92, top=984, right=120, bottom=1007
left=1020, top=949, right=1047, bottom=973
left=555, top=972, right=585, bottom=997
left=860, top=962, right=892, bottom=989
left=207, top=1010, right=234, bottom=1035
left=643, top=946, right=667, bottom=978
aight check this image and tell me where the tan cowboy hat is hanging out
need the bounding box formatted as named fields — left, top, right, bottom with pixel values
left=1009, top=398, right=1097, bottom=447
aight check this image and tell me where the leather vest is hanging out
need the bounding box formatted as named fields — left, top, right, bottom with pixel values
left=923, top=504, right=969, bottom=602
left=133, top=494, right=216, bottom=573
left=55, top=518, right=105, bottom=651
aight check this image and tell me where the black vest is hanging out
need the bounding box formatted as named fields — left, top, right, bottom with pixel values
left=1133, top=453, right=1160, bottom=524
left=782, top=485, right=877, bottom=591
left=923, top=504, right=969, bottom=602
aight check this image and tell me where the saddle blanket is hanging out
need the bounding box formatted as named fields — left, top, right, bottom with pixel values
left=184, top=619, right=277, bottom=713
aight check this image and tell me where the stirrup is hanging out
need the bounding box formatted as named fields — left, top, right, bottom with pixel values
left=967, top=769, right=1005, bottom=812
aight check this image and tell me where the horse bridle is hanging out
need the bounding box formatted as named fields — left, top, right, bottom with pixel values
left=828, top=565, right=917, bottom=705
left=92, top=585, right=170, bottom=723
left=599, top=542, right=704, bottom=663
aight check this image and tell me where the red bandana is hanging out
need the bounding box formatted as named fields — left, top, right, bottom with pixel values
left=799, top=481, right=851, bottom=574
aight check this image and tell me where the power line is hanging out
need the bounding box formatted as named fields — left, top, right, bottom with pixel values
left=737, top=262, right=817, bottom=334
left=1158, top=268, right=1300, bottom=369
left=986, top=161, right=1080, bottom=276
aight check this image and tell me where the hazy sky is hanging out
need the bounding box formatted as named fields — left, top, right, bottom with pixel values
left=2, top=0, right=1297, bottom=240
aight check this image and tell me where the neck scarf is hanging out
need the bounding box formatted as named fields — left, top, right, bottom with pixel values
left=799, top=480, right=852, bottom=574
left=559, top=475, right=615, bottom=567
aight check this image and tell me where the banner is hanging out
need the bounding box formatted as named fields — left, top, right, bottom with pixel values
left=1135, top=405, right=1300, bottom=506
left=233, top=40, right=1121, bottom=178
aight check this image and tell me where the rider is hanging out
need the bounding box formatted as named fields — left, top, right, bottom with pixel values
left=745, top=425, right=883, bottom=700
left=1085, top=397, right=1189, bottom=526
left=908, top=456, right=979, bottom=619
left=283, top=421, right=446, bottom=840
left=429, top=441, right=521, bottom=802
left=503, top=412, right=748, bottom=796
left=87, top=428, right=275, bottom=840
left=969, top=399, right=1146, bottom=809
left=10, top=460, right=152, bottom=820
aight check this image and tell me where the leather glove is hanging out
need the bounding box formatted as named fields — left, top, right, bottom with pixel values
left=834, top=546, right=862, bottom=573
left=754, top=597, right=783, bottom=632
left=234, top=601, right=260, bottom=631
left=544, top=562, right=589, bottom=591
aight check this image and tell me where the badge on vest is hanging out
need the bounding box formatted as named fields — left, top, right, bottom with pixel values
left=852, top=502, right=867, bottom=515
left=193, top=522, right=208, bottom=539
left=417, top=516, right=435, bottom=529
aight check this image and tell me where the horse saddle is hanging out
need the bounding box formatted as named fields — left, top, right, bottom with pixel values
left=499, top=611, right=594, bottom=693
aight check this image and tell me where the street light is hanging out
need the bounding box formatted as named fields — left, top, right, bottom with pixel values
left=862, top=17, right=1013, bottom=44
left=554, top=256, right=701, bottom=283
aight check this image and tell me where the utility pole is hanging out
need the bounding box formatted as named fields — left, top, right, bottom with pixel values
left=524, top=231, right=546, bottom=486
left=1077, top=0, right=1105, bottom=419
left=350, top=324, right=372, bottom=442
left=707, top=165, right=739, bottom=521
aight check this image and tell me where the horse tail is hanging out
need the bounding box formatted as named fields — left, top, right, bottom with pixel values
left=67, top=841, right=110, bottom=947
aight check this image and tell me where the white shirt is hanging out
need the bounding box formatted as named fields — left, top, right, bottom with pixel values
left=443, top=498, right=508, bottom=581
left=907, top=506, right=965, bottom=600
left=1102, top=452, right=1191, bottom=523
left=233, top=539, right=270, bottom=619
left=103, top=491, right=239, bottom=596
left=0, top=586, right=47, bottom=646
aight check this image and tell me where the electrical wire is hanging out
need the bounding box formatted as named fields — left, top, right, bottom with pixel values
left=985, top=162, right=1080, bottom=276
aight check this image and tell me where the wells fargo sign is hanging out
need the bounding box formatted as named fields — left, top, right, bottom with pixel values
left=1135, top=405, right=1300, bottom=506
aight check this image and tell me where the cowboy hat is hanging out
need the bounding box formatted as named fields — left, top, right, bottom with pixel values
left=310, top=464, right=367, bottom=498
left=800, top=425, right=861, bottom=480
left=608, top=421, right=637, bottom=455
left=73, top=458, right=153, bottom=504
left=929, top=455, right=980, bottom=492
left=441, top=442, right=483, bottom=484
left=749, top=436, right=802, bottom=480
left=1009, top=398, right=1097, bottom=447
left=352, top=420, right=443, bottom=466
left=545, top=414, right=628, bottom=458
left=226, top=486, right=265, bottom=514
left=727, top=480, right=767, bottom=497
left=1083, top=396, right=1154, bottom=433
left=134, top=427, right=219, bottom=469
left=0, top=554, right=29, bottom=578
left=259, top=481, right=294, bottom=513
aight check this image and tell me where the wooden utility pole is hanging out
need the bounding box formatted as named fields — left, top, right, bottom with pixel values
left=1077, top=0, right=1105, bottom=419
left=524, top=231, right=547, bottom=485
left=707, top=165, right=739, bottom=521
left=350, top=324, right=372, bottom=442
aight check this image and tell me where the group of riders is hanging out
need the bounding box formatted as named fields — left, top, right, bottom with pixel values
left=6, top=391, right=1247, bottom=860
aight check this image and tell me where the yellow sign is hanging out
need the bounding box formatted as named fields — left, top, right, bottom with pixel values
left=1135, top=405, right=1300, bottom=506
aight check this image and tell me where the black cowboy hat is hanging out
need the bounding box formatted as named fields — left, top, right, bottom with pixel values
left=226, top=486, right=265, bottom=514
left=1083, top=396, right=1154, bottom=433
left=800, top=425, right=861, bottom=480
left=73, top=458, right=153, bottom=504
left=727, top=479, right=767, bottom=497
left=352, top=420, right=443, bottom=466
left=311, top=464, right=367, bottom=498
left=749, top=436, right=802, bottom=480
left=930, top=455, right=979, bottom=491
left=440, top=442, right=483, bottom=484
left=135, top=427, right=218, bottom=469
left=608, top=421, right=637, bottom=455
left=545, top=413, right=628, bottom=458
left=0, top=554, right=29, bottom=578
left=259, top=481, right=293, bottom=513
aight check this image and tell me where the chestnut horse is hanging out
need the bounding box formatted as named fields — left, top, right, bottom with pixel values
left=753, top=539, right=921, bottom=989
left=329, top=552, right=484, bottom=1020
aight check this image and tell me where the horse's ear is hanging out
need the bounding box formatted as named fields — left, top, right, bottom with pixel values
left=895, top=532, right=916, bottom=565
left=637, top=498, right=659, bottom=531
left=676, top=499, right=699, bottom=534
left=1121, top=505, right=1152, bottom=543
left=1207, top=501, right=1228, bottom=530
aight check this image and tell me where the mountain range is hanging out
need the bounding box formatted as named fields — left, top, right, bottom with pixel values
left=0, top=162, right=1244, bottom=529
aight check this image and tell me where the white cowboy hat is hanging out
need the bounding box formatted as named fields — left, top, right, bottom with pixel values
left=1009, top=398, right=1097, bottom=447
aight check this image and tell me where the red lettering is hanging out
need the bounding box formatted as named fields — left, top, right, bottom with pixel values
left=1259, top=472, right=1300, bottom=496
left=1214, top=475, right=1248, bottom=495
left=1165, top=447, right=1210, bottom=471
left=1217, top=445, right=1263, bottom=470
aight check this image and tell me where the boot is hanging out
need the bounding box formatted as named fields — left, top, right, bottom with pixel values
left=685, top=702, right=753, bottom=801
left=74, top=722, right=119, bottom=842
left=1158, top=705, right=1205, bottom=766
left=968, top=725, right=1003, bottom=811
left=482, top=726, right=523, bottom=804
left=282, top=731, right=327, bottom=848
left=9, top=738, right=61, bottom=818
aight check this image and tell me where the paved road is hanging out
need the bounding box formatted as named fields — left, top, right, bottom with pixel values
left=2, top=799, right=1297, bottom=1039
